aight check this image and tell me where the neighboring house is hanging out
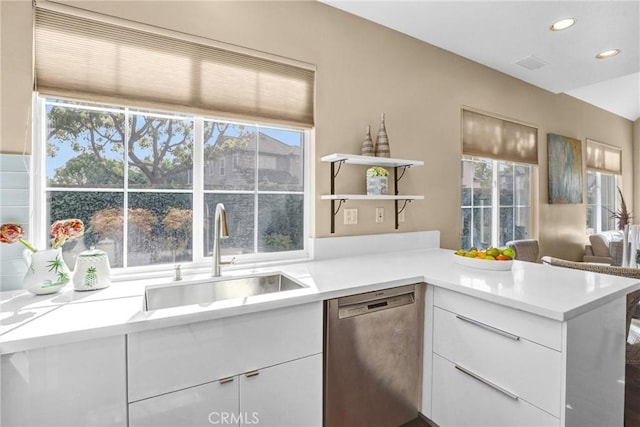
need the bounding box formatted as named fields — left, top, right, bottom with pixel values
left=204, top=132, right=302, bottom=190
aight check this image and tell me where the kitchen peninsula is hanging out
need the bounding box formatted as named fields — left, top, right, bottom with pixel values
left=2, top=232, right=638, bottom=426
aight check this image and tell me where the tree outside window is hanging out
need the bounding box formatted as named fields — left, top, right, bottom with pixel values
left=43, top=98, right=305, bottom=270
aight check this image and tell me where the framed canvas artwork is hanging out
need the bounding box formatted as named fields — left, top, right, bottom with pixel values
left=548, top=133, right=583, bottom=204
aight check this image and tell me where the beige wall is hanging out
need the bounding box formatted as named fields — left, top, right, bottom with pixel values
left=635, top=119, right=640, bottom=220
left=1, top=0, right=636, bottom=259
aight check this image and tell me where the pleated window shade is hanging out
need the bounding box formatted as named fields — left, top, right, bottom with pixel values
left=462, top=109, right=538, bottom=164
left=34, top=7, right=315, bottom=127
left=586, top=139, right=622, bottom=174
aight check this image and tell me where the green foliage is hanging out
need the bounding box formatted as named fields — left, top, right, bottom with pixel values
left=51, top=153, right=123, bottom=186
left=263, top=195, right=303, bottom=251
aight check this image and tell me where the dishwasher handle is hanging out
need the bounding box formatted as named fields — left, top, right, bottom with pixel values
left=338, top=291, right=415, bottom=319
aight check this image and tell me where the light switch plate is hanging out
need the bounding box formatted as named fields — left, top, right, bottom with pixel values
left=376, top=207, right=384, bottom=223
left=344, top=208, right=358, bottom=225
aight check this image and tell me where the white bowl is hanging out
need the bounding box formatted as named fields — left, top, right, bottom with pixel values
left=453, top=253, right=513, bottom=271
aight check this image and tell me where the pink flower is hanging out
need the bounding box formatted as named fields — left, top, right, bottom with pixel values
left=50, top=219, right=85, bottom=249
left=0, top=224, right=37, bottom=253
left=1, top=219, right=85, bottom=251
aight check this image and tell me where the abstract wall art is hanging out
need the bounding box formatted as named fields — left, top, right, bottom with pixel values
left=547, top=133, right=583, bottom=204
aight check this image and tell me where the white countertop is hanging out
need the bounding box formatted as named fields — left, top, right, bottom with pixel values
left=2, top=247, right=639, bottom=355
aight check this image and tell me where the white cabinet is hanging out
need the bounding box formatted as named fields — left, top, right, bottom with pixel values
left=127, top=302, right=323, bottom=427
left=240, top=354, right=322, bottom=427
left=429, top=287, right=626, bottom=427
left=129, top=354, right=322, bottom=427
left=1, top=336, right=127, bottom=426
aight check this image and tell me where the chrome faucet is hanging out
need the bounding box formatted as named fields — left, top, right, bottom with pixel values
left=212, top=203, right=229, bottom=277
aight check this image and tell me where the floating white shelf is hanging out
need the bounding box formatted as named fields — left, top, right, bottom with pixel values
left=321, top=153, right=424, bottom=168
left=321, top=152, right=425, bottom=233
left=321, top=194, right=424, bottom=200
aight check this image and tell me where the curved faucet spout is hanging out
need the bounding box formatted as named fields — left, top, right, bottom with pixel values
left=213, top=203, right=229, bottom=277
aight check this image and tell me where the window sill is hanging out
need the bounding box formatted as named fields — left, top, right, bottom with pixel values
left=108, top=254, right=312, bottom=284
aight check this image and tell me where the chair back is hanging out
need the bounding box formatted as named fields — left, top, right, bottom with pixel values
left=505, top=239, right=539, bottom=263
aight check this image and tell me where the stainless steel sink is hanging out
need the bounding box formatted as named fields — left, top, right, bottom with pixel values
left=143, top=273, right=306, bottom=311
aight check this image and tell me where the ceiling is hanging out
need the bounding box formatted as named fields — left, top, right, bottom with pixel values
left=320, top=1, right=640, bottom=121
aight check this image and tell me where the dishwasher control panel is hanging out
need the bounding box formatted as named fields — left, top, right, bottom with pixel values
left=337, top=285, right=416, bottom=319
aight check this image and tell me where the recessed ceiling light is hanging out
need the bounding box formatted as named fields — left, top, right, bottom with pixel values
left=596, top=49, right=621, bottom=59
left=550, top=18, right=576, bottom=31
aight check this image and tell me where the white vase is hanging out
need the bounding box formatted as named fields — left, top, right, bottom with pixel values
left=367, top=176, right=388, bottom=195
left=22, top=248, right=71, bottom=295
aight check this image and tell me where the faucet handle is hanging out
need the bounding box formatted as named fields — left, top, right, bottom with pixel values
left=221, top=257, right=236, bottom=266
left=173, top=264, right=182, bottom=281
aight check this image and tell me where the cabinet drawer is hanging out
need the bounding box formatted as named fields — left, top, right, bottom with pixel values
left=129, top=377, right=239, bottom=427
left=433, top=307, right=562, bottom=417
left=431, top=354, right=559, bottom=427
left=128, top=302, right=322, bottom=402
left=434, top=287, right=562, bottom=350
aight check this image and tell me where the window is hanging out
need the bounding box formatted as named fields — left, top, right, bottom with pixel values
left=39, top=97, right=307, bottom=271
left=585, top=139, right=622, bottom=233
left=586, top=171, right=618, bottom=233
left=461, top=157, right=532, bottom=249
left=219, top=158, right=226, bottom=177
left=460, top=109, right=537, bottom=249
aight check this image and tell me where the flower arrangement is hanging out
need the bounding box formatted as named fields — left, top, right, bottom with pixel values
left=0, top=219, right=84, bottom=252
left=366, top=166, right=389, bottom=177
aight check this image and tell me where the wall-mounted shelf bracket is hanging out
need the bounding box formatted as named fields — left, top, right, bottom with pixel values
left=394, top=199, right=413, bottom=229
left=395, top=165, right=411, bottom=183
left=397, top=199, right=411, bottom=215
left=330, top=199, right=347, bottom=233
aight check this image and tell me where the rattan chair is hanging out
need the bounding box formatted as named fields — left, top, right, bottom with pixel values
left=505, top=239, right=540, bottom=263
left=541, top=256, right=640, bottom=364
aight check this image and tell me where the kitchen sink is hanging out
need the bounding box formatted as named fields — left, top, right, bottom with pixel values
left=143, top=273, right=306, bottom=311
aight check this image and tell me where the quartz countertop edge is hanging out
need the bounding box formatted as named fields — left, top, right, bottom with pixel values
left=2, top=248, right=639, bottom=355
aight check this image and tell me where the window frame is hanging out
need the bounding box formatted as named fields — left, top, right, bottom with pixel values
left=460, top=155, right=534, bottom=249
left=586, top=170, right=619, bottom=233
left=32, top=94, right=312, bottom=278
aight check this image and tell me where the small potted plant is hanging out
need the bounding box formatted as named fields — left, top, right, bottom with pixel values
left=612, top=187, right=633, bottom=230
left=366, top=166, right=389, bottom=195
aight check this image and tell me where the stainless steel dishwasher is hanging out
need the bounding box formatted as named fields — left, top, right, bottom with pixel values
left=324, top=283, right=425, bottom=427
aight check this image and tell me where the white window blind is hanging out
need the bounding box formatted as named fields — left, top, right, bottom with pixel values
left=462, top=109, right=538, bottom=164
left=586, top=139, right=622, bottom=175
left=34, top=4, right=315, bottom=127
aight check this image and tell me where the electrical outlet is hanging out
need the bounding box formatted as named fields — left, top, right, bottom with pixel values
left=398, top=210, right=406, bottom=223
left=376, top=207, right=384, bottom=223
left=344, top=208, right=358, bottom=225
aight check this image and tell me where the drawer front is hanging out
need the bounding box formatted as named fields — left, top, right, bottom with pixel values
left=129, top=377, right=239, bottom=427
left=128, top=302, right=322, bottom=402
left=434, top=287, right=562, bottom=350
left=433, top=307, right=562, bottom=417
left=431, top=354, right=559, bottom=427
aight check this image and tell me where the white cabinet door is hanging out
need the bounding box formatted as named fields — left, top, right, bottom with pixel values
left=129, top=377, right=239, bottom=427
left=240, top=353, right=322, bottom=427
left=1, top=336, right=127, bottom=427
